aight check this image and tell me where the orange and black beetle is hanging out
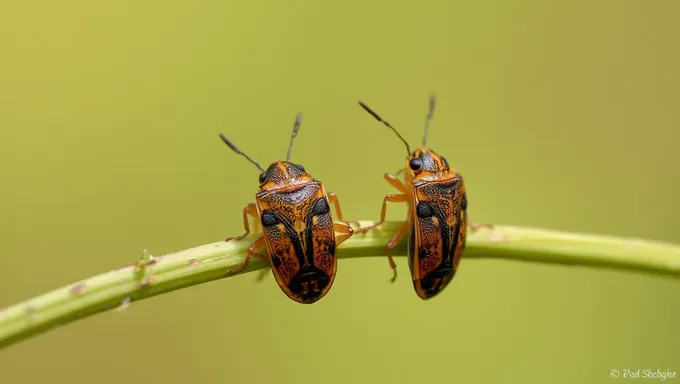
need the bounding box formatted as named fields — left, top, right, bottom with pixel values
left=355, top=95, right=488, bottom=300
left=219, top=114, right=354, bottom=304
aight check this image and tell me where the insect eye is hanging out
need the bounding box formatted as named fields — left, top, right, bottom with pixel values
left=259, top=172, right=267, bottom=183
left=295, top=164, right=306, bottom=172
left=409, top=158, right=422, bottom=171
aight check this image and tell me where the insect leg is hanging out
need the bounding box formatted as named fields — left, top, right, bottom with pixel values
left=352, top=172, right=407, bottom=233
left=333, top=222, right=354, bottom=246
left=383, top=216, right=412, bottom=283
left=327, top=192, right=361, bottom=229
left=384, top=173, right=408, bottom=194
left=354, top=193, right=408, bottom=234
left=226, top=236, right=267, bottom=277
left=225, top=203, right=258, bottom=242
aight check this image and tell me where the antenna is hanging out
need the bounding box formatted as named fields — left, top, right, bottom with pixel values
left=358, top=101, right=411, bottom=154
left=219, top=134, right=265, bottom=172
left=286, top=113, right=303, bottom=161
left=422, top=93, right=436, bottom=147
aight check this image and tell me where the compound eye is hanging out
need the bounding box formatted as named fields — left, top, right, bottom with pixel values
left=409, top=158, right=422, bottom=171
left=259, top=172, right=267, bottom=183
left=295, top=164, right=306, bottom=172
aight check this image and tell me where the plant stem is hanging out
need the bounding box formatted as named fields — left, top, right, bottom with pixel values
left=1, top=221, right=679, bottom=350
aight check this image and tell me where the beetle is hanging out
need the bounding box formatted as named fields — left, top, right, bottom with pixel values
left=355, top=94, right=489, bottom=300
left=219, top=113, right=354, bottom=304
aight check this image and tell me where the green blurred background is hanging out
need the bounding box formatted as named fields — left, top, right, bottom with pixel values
left=1, top=1, right=679, bottom=383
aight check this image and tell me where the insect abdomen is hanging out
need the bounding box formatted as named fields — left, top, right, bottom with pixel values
left=258, top=182, right=336, bottom=304
left=411, top=179, right=464, bottom=299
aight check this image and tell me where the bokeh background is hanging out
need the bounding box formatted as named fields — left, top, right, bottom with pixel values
left=1, top=1, right=679, bottom=383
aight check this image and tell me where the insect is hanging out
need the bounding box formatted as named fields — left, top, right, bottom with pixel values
left=355, top=94, right=489, bottom=300
left=219, top=113, right=354, bottom=304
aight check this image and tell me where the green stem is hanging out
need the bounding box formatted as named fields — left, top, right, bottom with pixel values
left=1, top=221, right=679, bottom=350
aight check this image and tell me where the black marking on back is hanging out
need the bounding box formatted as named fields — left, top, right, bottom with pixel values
left=261, top=210, right=278, bottom=227
left=416, top=201, right=434, bottom=218
left=264, top=210, right=306, bottom=266
left=263, top=207, right=326, bottom=301
left=430, top=180, right=463, bottom=266
left=261, top=182, right=334, bottom=302
left=306, top=198, right=334, bottom=264
left=271, top=254, right=282, bottom=268
left=415, top=180, right=464, bottom=298
left=421, top=201, right=452, bottom=265
left=433, top=179, right=462, bottom=194
left=310, top=198, right=330, bottom=216
left=288, top=265, right=328, bottom=302
left=290, top=196, right=334, bottom=301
